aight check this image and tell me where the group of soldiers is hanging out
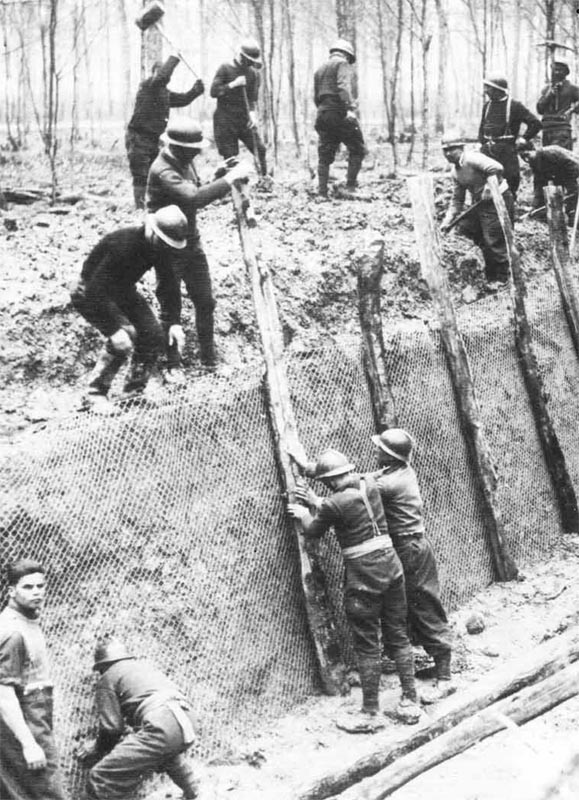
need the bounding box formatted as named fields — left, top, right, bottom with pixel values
left=0, top=426, right=453, bottom=798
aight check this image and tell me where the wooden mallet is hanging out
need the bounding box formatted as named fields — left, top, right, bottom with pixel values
left=135, top=1, right=199, bottom=78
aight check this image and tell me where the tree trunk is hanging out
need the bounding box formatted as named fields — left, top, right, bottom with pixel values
left=283, top=0, right=301, bottom=158
left=434, top=0, right=448, bottom=133
left=141, top=0, right=162, bottom=78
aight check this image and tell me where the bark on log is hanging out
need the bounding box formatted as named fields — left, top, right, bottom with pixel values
left=545, top=185, right=579, bottom=360
left=407, top=174, right=517, bottom=581
left=488, top=176, right=579, bottom=534
left=298, top=615, right=579, bottom=800
left=328, top=661, right=579, bottom=800
left=230, top=181, right=349, bottom=696
left=356, top=234, right=399, bottom=431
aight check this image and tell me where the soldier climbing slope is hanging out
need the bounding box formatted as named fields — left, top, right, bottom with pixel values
left=146, top=119, right=253, bottom=380
left=77, top=639, right=199, bottom=800
left=440, top=131, right=514, bottom=291
left=520, top=143, right=579, bottom=224
left=537, top=61, right=579, bottom=150
left=126, top=55, right=204, bottom=209
left=370, top=429, right=454, bottom=704
left=313, top=39, right=366, bottom=198
left=478, top=75, right=541, bottom=199
left=71, top=205, right=189, bottom=413
left=0, top=558, right=65, bottom=800
left=210, top=40, right=268, bottom=177
left=287, top=448, right=422, bottom=733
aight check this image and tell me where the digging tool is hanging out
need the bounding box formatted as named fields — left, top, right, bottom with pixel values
left=519, top=193, right=577, bottom=222
left=135, top=1, right=200, bottom=78
left=241, top=85, right=264, bottom=178
left=442, top=199, right=484, bottom=234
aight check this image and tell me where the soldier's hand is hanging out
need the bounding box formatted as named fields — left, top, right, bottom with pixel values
left=439, top=221, right=451, bottom=234
left=22, top=741, right=46, bottom=771
left=193, top=79, right=205, bottom=96
left=247, top=110, right=258, bottom=130
left=346, top=110, right=357, bottom=121
left=224, top=160, right=254, bottom=185
left=229, top=75, right=246, bottom=89
left=294, top=485, right=320, bottom=508
left=168, top=325, right=185, bottom=354
left=481, top=185, right=493, bottom=201
left=287, top=503, right=309, bottom=521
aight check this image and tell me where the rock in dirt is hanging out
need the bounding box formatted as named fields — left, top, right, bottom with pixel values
left=466, top=612, right=486, bottom=634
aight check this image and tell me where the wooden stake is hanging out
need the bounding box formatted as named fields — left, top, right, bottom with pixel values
left=229, top=181, right=349, bottom=696
left=356, top=234, right=399, bottom=431
left=488, top=175, right=579, bottom=534
left=545, top=185, right=579, bottom=359
left=298, top=624, right=579, bottom=800
left=406, top=174, right=517, bottom=581
left=328, top=661, right=579, bottom=800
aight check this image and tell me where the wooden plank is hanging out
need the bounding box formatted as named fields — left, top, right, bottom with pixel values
left=356, top=234, right=399, bottom=431
left=407, top=174, right=517, bottom=581
left=328, top=661, right=579, bottom=800
left=488, top=175, right=579, bottom=534
left=230, top=180, right=349, bottom=696
left=545, top=185, right=579, bottom=359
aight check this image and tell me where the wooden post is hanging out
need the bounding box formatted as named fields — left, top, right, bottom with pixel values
left=229, top=181, right=349, bottom=696
left=407, top=174, right=517, bottom=582
left=298, top=623, right=579, bottom=800
left=356, top=234, right=399, bottom=431
left=488, top=175, right=579, bottom=534
left=327, top=661, right=579, bottom=800
left=545, top=185, right=579, bottom=359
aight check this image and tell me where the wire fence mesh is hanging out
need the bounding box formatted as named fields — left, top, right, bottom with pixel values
left=0, top=276, right=575, bottom=797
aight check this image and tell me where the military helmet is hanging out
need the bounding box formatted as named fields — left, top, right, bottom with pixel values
left=553, top=61, right=570, bottom=76
left=371, top=429, right=415, bottom=465
left=93, top=639, right=134, bottom=669
left=330, top=38, right=356, bottom=63
left=483, top=75, right=508, bottom=93
left=239, top=39, right=262, bottom=68
left=314, top=449, right=355, bottom=480
left=148, top=205, right=187, bottom=250
left=164, top=119, right=210, bottom=149
left=441, top=129, right=466, bottom=150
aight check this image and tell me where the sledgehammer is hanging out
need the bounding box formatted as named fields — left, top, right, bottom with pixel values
left=135, top=0, right=200, bottom=78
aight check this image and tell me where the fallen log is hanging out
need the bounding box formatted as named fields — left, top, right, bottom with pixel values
left=297, top=623, right=579, bottom=800
left=328, top=660, right=579, bottom=800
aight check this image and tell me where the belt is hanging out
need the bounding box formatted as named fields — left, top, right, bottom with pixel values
left=395, top=531, right=424, bottom=540
left=342, top=534, right=392, bottom=560
left=137, top=692, right=195, bottom=745
left=483, top=135, right=514, bottom=142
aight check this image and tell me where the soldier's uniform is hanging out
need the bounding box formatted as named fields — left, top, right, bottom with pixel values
left=537, top=62, right=579, bottom=150
left=523, top=145, right=579, bottom=223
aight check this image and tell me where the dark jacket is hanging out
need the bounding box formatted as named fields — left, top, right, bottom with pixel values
left=531, top=145, right=579, bottom=182
left=210, top=59, right=260, bottom=117
left=314, top=55, right=356, bottom=113
left=478, top=97, right=541, bottom=143
left=537, top=79, right=579, bottom=130
left=79, top=225, right=181, bottom=327
left=146, top=147, right=231, bottom=237
left=128, top=56, right=203, bottom=139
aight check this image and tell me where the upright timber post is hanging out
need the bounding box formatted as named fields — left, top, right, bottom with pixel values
left=407, top=174, right=518, bottom=581
left=488, top=175, right=579, bottom=534
left=140, top=0, right=163, bottom=78
left=545, top=185, right=579, bottom=359
left=230, top=180, right=349, bottom=695
left=356, top=234, right=399, bottom=431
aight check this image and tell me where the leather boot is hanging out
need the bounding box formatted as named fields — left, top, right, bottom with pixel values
left=87, top=344, right=126, bottom=397
left=133, top=183, right=146, bottom=210
left=317, top=164, right=330, bottom=197
left=346, top=155, right=363, bottom=189
left=358, top=655, right=382, bottom=714
left=123, top=359, right=154, bottom=395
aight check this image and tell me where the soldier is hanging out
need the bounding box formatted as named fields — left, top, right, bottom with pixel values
left=126, top=55, right=204, bottom=209
left=210, top=40, right=267, bottom=176
left=71, top=206, right=189, bottom=412
left=478, top=75, right=541, bottom=198
left=78, top=639, right=199, bottom=800
left=371, top=430, right=454, bottom=704
left=520, top=144, right=579, bottom=224
left=0, top=558, right=65, bottom=800
left=537, top=61, right=579, bottom=150
left=440, top=131, right=514, bottom=289
left=147, top=119, right=252, bottom=378
left=287, top=449, right=422, bottom=732
left=313, top=39, right=366, bottom=198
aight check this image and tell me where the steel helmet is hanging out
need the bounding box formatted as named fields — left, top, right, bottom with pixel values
left=330, top=38, right=356, bottom=63
left=483, top=75, right=508, bottom=93
left=371, top=429, right=415, bottom=464
left=93, top=639, right=134, bottom=670
left=314, top=449, right=355, bottom=480
left=441, top=130, right=466, bottom=150
left=148, top=205, right=187, bottom=250
left=163, top=119, right=210, bottom=149
left=239, top=39, right=262, bottom=68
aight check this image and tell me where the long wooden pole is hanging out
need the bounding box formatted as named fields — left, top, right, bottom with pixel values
left=356, top=234, right=399, bottom=431
left=407, top=174, right=517, bottom=581
left=229, top=180, right=348, bottom=696
left=544, top=185, right=579, bottom=359
left=327, top=661, right=579, bottom=800
left=298, top=623, right=579, bottom=800
left=488, top=175, right=579, bottom=534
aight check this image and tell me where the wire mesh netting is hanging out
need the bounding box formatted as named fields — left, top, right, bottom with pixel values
left=0, top=275, right=575, bottom=797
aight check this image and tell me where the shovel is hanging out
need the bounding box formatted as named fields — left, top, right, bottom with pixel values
left=135, top=1, right=200, bottom=78
left=442, top=199, right=484, bottom=234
